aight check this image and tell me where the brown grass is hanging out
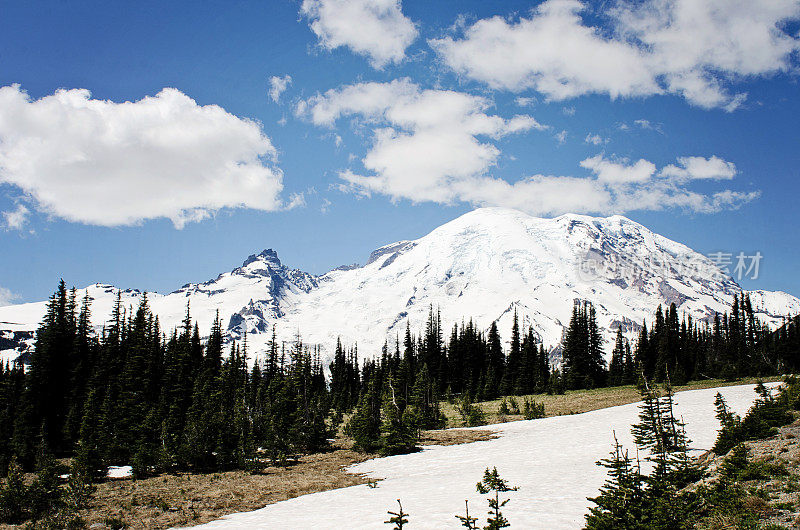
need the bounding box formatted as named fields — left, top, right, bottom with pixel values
left=440, top=376, right=782, bottom=428
left=75, top=446, right=373, bottom=529
left=66, top=428, right=496, bottom=529
left=420, top=428, right=497, bottom=446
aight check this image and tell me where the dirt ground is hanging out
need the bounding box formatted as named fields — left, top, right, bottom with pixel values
left=75, top=447, right=372, bottom=529
left=63, top=428, right=498, bottom=530
left=691, top=415, right=800, bottom=529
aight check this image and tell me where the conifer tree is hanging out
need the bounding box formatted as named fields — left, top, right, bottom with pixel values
left=585, top=433, right=644, bottom=529
left=384, top=499, right=409, bottom=529
left=563, top=302, right=606, bottom=389
left=0, top=456, right=27, bottom=523
left=27, top=442, right=63, bottom=519
left=73, top=388, right=104, bottom=482
left=608, top=328, right=625, bottom=387
left=409, top=364, right=445, bottom=430
left=500, top=313, right=520, bottom=395
left=476, top=467, right=518, bottom=530
left=380, top=378, right=417, bottom=456
left=347, top=378, right=382, bottom=453
left=455, top=499, right=479, bottom=529
left=486, top=322, right=503, bottom=398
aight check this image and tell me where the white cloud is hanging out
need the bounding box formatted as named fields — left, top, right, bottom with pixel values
left=660, top=155, right=737, bottom=182
left=571, top=153, right=755, bottom=213
left=430, top=0, right=657, bottom=100
left=584, top=133, right=608, bottom=146
left=299, top=80, right=755, bottom=215
left=300, top=0, right=418, bottom=68
left=2, top=204, right=29, bottom=231
left=0, top=286, right=20, bottom=307
left=562, top=106, right=576, bottom=116
left=580, top=154, right=654, bottom=183
left=269, top=75, right=292, bottom=103
left=297, top=79, right=546, bottom=203
left=0, top=85, right=290, bottom=228
left=515, top=96, right=536, bottom=107
left=430, top=0, right=800, bottom=110
left=632, top=119, right=664, bottom=134
left=555, top=130, right=568, bottom=144
left=618, top=118, right=665, bottom=134
left=381, top=158, right=757, bottom=216
left=320, top=197, right=332, bottom=213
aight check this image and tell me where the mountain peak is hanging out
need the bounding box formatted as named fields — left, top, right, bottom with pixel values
left=241, top=248, right=281, bottom=269
left=448, top=207, right=640, bottom=230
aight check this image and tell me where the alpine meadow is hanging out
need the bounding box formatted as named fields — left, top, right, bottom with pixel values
left=1, top=0, right=800, bottom=528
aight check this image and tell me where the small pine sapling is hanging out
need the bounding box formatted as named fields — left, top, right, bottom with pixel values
left=755, top=379, right=770, bottom=399
left=522, top=397, right=545, bottom=420
left=714, top=392, right=738, bottom=430
left=65, top=459, right=96, bottom=511
left=498, top=398, right=510, bottom=416
left=457, top=395, right=486, bottom=427
left=507, top=396, right=520, bottom=415
left=385, top=499, right=409, bottom=529
left=455, top=499, right=478, bottom=529
left=476, top=467, right=518, bottom=529
left=0, top=457, right=27, bottom=524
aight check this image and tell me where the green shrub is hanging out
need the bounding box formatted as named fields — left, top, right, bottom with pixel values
left=457, top=396, right=486, bottom=427
left=498, top=398, right=510, bottom=416
left=713, top=381, right=795, bottom=455
left=507, top=396, right=520, bottom=415
left=0, top=457, right=27, bottom=524
left=522, top=398, right=545, bottom=420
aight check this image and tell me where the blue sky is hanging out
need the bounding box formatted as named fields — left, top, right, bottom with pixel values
left=0, top=0, right=799, bottom=304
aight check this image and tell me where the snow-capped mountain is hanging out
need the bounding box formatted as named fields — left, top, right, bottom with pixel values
left=1, top=208, right=798, bottom=364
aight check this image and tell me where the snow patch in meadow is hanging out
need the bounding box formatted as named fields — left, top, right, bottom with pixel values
left=189, top=383, right=773, bottom=529
left=107, top=465, right=132, bottom=479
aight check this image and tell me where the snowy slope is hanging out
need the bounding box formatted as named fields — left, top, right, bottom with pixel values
left=0, top=249, right=317, bottom=359
left=0, top=208, right=797, bottom=362
left=187, top=383, right=774, bottom=529
left=273, top=208, right=753, bottom=357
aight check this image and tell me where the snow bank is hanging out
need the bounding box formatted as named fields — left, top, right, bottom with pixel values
left=106, top=465, right=132, bottom=479
left=189, top=383, right=773, bottom=529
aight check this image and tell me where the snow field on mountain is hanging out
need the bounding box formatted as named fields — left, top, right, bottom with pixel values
left=190, top=383, right=772, bottom=529
left=2, top=208, right=798, bottom=365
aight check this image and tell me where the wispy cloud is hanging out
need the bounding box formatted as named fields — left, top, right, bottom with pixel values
left=584, top=133, right=608, bottom=146
left=2, top=204, right=29, bottom=231
left=269, top=75, right=292, bottom=103
left=0, top=286, right=20, bottom=307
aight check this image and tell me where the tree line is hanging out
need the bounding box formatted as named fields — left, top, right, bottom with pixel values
left=1, top=281, right=798, bottom=481
left=0, top=280, right=330, bottom=481
left=561, top=294, right=800, bottom=390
